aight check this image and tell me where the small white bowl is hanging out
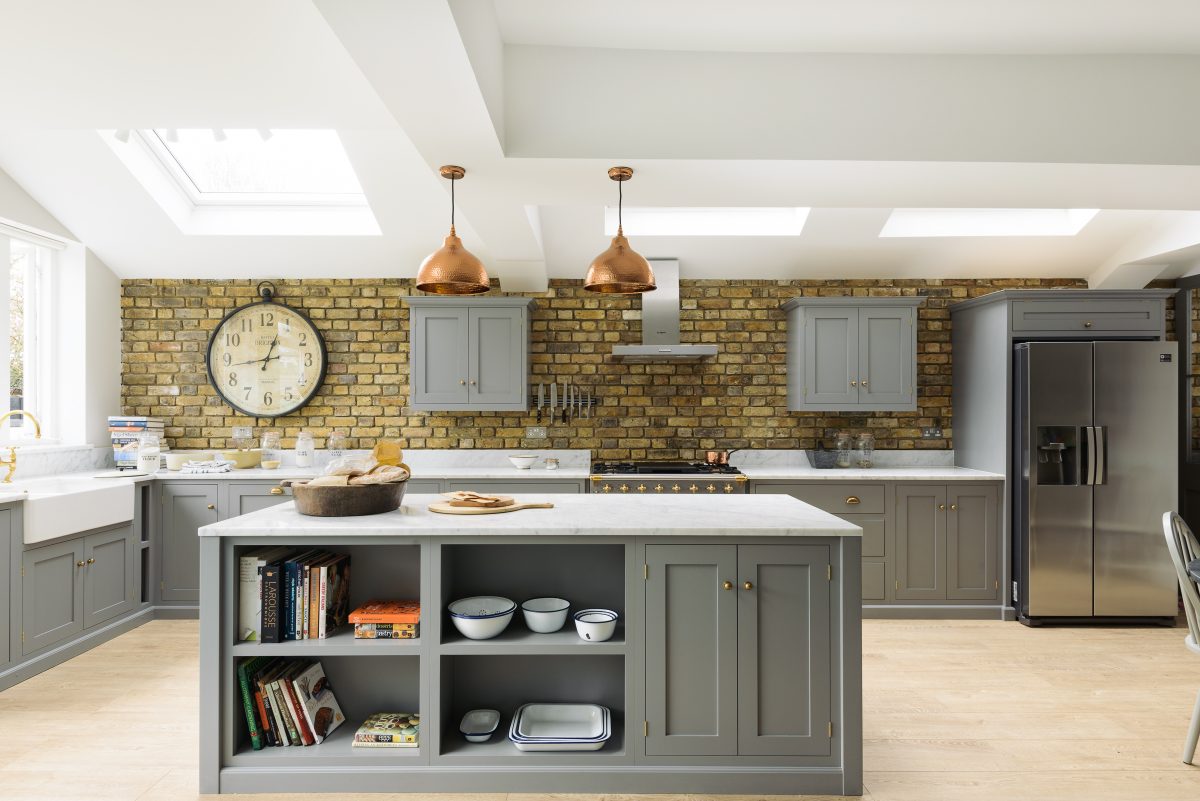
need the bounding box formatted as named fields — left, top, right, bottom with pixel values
left=460, top=708, right=500, bottom=743
left=163, top=452, right=191, bottom=471
left=521, top=597, right=570, bottom=633
left=448, top=596, right=516, bottom=640
left=508, top=454, right=538, bottom=469
left=573, top=608, right=618, bottom=642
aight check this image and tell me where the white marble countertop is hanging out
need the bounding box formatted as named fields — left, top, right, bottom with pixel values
left=147, top=465, right=591, bottom=481
left=199, top=493, right=863, bottom=539
left=740, top=466, right=1004, bottom=481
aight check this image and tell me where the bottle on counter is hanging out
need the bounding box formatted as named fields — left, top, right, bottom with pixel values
left=294, top=431, right=315, bottom=468
left=137, top=432, right=162, bottom=474
left=855, top=432, right=875, bottom=469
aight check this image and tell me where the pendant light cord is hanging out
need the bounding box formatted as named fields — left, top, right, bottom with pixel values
left=618, top=178, right=623, bottom=231
left=450, top=176, right=456, bottom=227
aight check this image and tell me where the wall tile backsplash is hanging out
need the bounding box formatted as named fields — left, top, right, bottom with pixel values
left=121, top=277, right=1089, bottom=461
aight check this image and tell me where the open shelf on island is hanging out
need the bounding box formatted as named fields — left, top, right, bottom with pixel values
left=440, top=622, right=624, bottom=655
left=233, top=627, right=420, bottom=657
left=439, top=708, right=626, bottom=762
left=229, top=718, right=422, bottom=767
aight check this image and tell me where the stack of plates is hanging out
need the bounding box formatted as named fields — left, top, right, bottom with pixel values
left=508, top=703, right=611, bottom=752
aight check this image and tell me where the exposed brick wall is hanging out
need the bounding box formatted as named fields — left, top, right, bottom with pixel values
left=121, top=277, right=1087, bottom=461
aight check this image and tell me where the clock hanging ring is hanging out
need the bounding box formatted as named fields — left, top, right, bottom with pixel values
left=205, top=281, right=329, bottom=419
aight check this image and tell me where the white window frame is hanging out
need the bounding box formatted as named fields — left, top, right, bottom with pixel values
left=0, top=226, right=60, bottom=442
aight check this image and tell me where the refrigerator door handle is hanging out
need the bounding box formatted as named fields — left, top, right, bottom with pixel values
left=1083, top=425, right=1097, bottom=486
left=1094, top=425, right=1106, bottom=485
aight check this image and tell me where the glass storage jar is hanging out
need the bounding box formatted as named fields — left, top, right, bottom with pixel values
left=855, top=432, right=875, bottom=469
left=260, top=431, right=281, bottom=470
left=137, top=432, right=161, bottom=474
left=835, top=432, right=853, bottom=468
left=294, top=431, right=315, bottom=468
left=326, top=431, right=348, bottom=463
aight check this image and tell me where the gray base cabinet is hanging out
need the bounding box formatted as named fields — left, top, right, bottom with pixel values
left=752, top=479, right=1002, bottom=614
left=22, top=522, right=136, bottom=656
left=160, top=483, right=218, bottom=603
left=0, top=508, right=11, bottom=669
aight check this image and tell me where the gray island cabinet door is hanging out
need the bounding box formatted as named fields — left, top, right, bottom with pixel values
left=468, top=306, right=524, bottom=407
left=83, top=524, right=136, bottom=629
left=859, top=307, right=913, bottom=406
left=895, top=485, right=947, bottom=600
left=946, top=484, right=1000, bottom=600
left=22, top=538, right=84, bottom=655
left=737, top=544, right=832, bottom=756
left=803, top=308, right=859, bottom=407
left=645, top=544, right=738, bottom=756
left=160, top=483, right=218, bottom=603
left=411, top=305, right=470, bottom=407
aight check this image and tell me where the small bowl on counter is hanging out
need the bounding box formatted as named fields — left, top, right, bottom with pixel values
left=448, top=596, right=516, bottom=640
left=220, top=448, right=263, bottom=469
left=520, top=597, right=570, bottom=633
left=164, top=452, right=210, bottom=471
left=573, top=608, right=618, bottom=642
left=459, top=708, right=500, bottom=743
left=507, top=454, right=538, bottom=470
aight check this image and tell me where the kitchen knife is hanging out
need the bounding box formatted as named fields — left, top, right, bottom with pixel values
left=563, top=382, right=570, bottom=423
left=549, top=382, right=556, bottom=423
left=587, top=387, right=592, bottom=418
left=536, top=382, right=543, bottom=422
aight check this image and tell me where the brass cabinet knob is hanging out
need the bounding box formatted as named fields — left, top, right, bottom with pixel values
left=1083, top=321, right=1093, bottom=328
left=459, top=379, right=466, bottom=385
left=270, top=487, right=284, bottom=495
left=743, top=581, right=754, bottom=590
left=850, top=379, right=858, bottom=386
left=619, top=484, right=629, bottom=493
left=707, top=484, right=716, bottom=493
left=688, top=484, right=699, bottom=493
left=86, top=558, right=95, bottom=565
left=845, top=496, right=861, bottom=505
left=671, top=484, right=681, bottom=492
left=862, top=379, right=869, bottom=387
left=636, top=484, right=647, bottom=493
left=950, top=503, right=958, bottom=510
left=207, top=504, right=216, bottom=510
left=76, top=560, right=85, bottom=567
left=469, top=379, right=477, bottom=385
left=722, top=581, right=734, bottom=591
left=938, top=503, right=946, bottom=511
left=654, top=484, right=664, bottom=493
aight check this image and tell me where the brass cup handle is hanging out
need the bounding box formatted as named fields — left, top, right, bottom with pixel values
left=207, top=504, right=216, bottom=510
left=845, top=496, right=861, bottom=505
left=270, top=487, right=284, bottom=495
left=743, top=581, right=754, bottom=590
left=86, top=558, right=95, bottom=565
left=722, top=581, right=734, bottom=591
left=76, top=560, right=85, bottom=567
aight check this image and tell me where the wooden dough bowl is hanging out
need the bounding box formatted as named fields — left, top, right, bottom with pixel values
left=280, top=479, right=407, bottom=517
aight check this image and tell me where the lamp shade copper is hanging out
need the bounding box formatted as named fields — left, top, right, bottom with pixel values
left=416, top=225, right=491, bottom=295
left=584, top=227, right=656, bottom=294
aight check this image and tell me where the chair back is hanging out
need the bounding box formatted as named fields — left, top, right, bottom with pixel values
left=1162, top=512, right=1200, bottom=650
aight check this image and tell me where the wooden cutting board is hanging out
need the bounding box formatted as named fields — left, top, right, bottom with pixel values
left=428, top=501, right=555, bottom=515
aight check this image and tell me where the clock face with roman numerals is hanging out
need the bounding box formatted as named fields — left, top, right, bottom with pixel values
left=206, top=300, right=327, bottom=418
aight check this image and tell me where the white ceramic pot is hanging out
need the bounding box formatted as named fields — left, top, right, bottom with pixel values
left=448, top=596, right=516, bottom=640
left=508, top=454, right=538, bottom=469
left=573, top=608, right=618, bottom=642
left=520, top=597, right=570, bottom=633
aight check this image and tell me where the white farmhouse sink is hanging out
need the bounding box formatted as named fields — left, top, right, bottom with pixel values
left=15, top=477, right=135, bottom=544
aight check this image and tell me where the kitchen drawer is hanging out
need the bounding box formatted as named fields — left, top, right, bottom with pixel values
left=842, top=514, right=885, bottom=557
left=1010, top=299, right=1162, bottom=335
left=772, top=483, right=885, bottom=515
left=861, top=560, right=886, bottom=601
left=445, top=480, right=583, bottom=494
left=406, top=479, right=443, bottom=494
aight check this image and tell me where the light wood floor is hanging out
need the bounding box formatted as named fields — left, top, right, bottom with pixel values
left=0, top=619, right=1197, bottom=800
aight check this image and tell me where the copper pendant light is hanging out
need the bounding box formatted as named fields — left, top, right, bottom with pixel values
left=416, top=165, right=491, bottom=295
left=584, top=166, right=656, bottom=294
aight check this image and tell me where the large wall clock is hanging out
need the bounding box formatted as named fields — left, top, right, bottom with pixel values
left=206, top=281, right=328, bottom=418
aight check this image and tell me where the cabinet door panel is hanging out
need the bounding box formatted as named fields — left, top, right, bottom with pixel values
left=645, top=544, right=738, bottom=756
left=411, top=307, right=470, bottom=406
left=737, top=544, right=831, bottom=756
left=947, top=485, right=1000, bottom=600
left=896, top=485, right=947, bottom=600
left=84, top=524, right=135, bottom=628
left=468, top=307, right=525, bottom=407
left=859, top=307, right=912, bottom=405
left=862, top=560, right=887, bottom=601
left=0, top=509, right=10, bottom=667
left=227, top=483, right=291, bottom=518
left=803, top=309, right=859, bottom=406
left=160, top=483, right=218, bottom=603
left=22, top=539, right=84, bottom=654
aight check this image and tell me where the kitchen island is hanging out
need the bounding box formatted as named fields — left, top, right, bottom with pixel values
left=198, top=494, right=863, bottom=795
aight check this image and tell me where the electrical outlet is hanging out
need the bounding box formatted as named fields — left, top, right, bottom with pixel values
left=921, top=426, right=943, bottom=438
left=526, top=426, right=548, bottom=439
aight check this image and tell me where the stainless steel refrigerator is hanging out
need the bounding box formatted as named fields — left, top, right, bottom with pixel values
left=1013, top=340, right=1178, bottom=624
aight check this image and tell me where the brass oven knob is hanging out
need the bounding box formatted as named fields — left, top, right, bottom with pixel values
left=637, top=484, right=647, bottom=493
left=654, top=484, right=664, bottom=493
left=722, top=581, right=733, bottom=591
left=671, top=484, right=681, bottom=492
left=602, top=484, right=611, bottom=493
left=724, top=484, right=733, bottom=493
left=688, top=484, right=699, bottom=493
left=707, top=484, right=716, bottom=493
left=619, top=484, right=629, bottom=493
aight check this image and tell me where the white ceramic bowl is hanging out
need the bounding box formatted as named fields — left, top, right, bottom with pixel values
left=508, top=454, right=538, bottom=469
left=573, top=608, right=618, bottom=642
left=448, top=596, right=516, bottom=640
left=521, top=597, right=570, bottom=633
left=460, top=708, right=500, bottom=743
left=163, top=453, right=192, bottom=471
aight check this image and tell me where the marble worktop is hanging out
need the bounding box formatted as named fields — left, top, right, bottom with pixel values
left=198, top=493, right=863, bottom=539
left=731, top=449, right=1003, bottom=481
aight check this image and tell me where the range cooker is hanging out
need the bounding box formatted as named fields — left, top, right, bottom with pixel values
left=589, top=461, right=747, bottom=495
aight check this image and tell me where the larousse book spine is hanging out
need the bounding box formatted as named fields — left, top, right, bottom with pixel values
left=260, top=563, right=282, bottom=643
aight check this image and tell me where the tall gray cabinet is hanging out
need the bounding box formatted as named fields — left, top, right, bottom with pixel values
left=406, top=296, right=534, bottom=411
left=783, top=297, right=924, bottom=412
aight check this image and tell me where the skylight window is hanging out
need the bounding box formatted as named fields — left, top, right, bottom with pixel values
left=605, top=207, right=810, bottom=237
left=879, top=208, right=1099, bottom=238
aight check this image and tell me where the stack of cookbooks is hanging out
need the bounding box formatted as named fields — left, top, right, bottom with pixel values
left=236, top=657, right=346, bottom=750
left=348, top=599, right=420, bottom=639
left=238, top=548, right=351, bottom=642
left=352, top=712, right=420, bottom=748
left=108, top=416, right=164, bottom=470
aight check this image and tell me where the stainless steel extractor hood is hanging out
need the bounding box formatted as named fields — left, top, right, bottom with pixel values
left=611, top=259, right=717, bottom=363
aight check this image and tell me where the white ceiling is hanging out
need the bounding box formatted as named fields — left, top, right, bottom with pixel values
left=0, top=0, right=1198, bottom=288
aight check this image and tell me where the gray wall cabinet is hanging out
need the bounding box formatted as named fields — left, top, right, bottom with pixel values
left=645, top=543, right=831, bottom=758
left=160, top=483, right=218, bottom=603
left=21, top=522, right=136, bottom=656
left=406, top=297, right=534, bottom=412
left=751, top=478, right=1003, bottom=615
left=783, top=297, right=924, bottom=412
